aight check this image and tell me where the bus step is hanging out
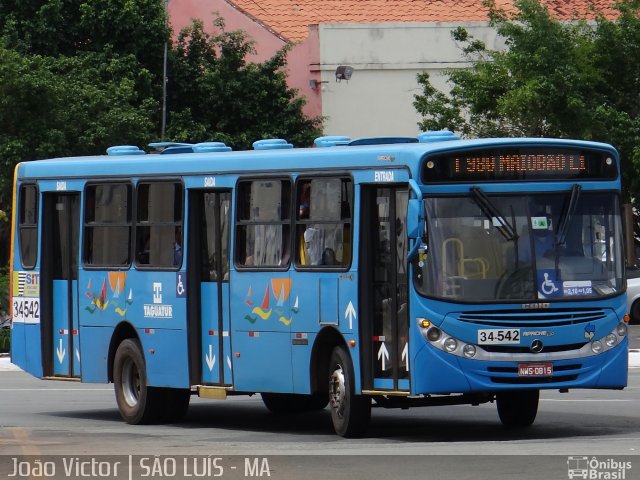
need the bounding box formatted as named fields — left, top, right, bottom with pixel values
left=361, top=389, right=409, bottom=397
left=197, top=386, right=229, bottom=400
left=42, top=376, right=81, bottom=382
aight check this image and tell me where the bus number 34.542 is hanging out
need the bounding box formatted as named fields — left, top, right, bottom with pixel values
left=478, top=329, right=520, bottom=344
left=13, top=299, right=40, bottom=322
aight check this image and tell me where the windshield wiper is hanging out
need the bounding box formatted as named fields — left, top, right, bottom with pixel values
left=555, top=184, right=582, bottom=247
left=470, top=187, right=518, bottom=241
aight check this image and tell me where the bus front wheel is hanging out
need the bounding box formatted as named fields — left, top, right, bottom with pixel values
left=328, top=346, right=371, bottom=437
left=496, top=390, right=539, bottom=428
left=113, top=338, right=163, bottom=424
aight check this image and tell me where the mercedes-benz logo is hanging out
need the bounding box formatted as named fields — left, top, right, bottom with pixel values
left=530, top=339, right=544, bottom=353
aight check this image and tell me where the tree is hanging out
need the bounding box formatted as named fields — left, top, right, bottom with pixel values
left=166, top=18, right=322, bottom=149
left=0, top=3, right=322, bottom=225
left=0, top=43, right=158, bottom=213
left=413, top=0, right=640, bottom=202
left=0, top=0, right=168, bottom=73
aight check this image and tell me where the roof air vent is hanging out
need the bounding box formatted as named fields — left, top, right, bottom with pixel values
left=348, top=137, right=418, bottom=146
left=161, top=146, right=196, bottom=154
left=193, top=142, right=232, bottom=153
left=252, top=139, right=294, bottom=150
left=106, top=145, right=145, bottom=156
left=314, top=136, right=352, bottom=148
left=416, top=130, right=460, bottom=143
left=148, top=142, right=192, bottom=150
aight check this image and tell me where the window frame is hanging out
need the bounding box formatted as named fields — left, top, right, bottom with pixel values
left=134, top=179, right=184, bottom=271
left=294, top=175, right=354, bottom=271
left=18, top=183, right=39, bottom=270
left=82, top=181, right=134, bottom=269
left=234, top=176, right=292, bottom=271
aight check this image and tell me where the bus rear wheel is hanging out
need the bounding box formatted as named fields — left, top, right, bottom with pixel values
left=261, top=393, right=328, bottom=413
left=328, top=346, right=371, bottom=437
left=496, top=390, right=539, bottom=428
left=113, top=338, right=163, bottom=424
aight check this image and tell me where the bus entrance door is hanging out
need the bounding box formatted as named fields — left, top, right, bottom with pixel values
left=187, top=190, right=232, bottom=386
left=360, top=186, right=410, bottom=392
left=41, top=193, right=81, bottom=378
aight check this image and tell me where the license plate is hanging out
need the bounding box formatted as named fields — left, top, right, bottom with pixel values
left=518, top=363, right=553, bottom=377
left=477, top=328, right=520, bottom=345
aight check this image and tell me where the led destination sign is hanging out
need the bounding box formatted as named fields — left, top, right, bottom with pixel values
left=422, top=147, right=618, bottom=182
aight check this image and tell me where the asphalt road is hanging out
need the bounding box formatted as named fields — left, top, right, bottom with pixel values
left=0, top=359, right=639, bottom=480
left=0, top=325, right=638, bottom=479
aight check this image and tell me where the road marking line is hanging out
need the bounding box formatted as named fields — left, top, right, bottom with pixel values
left=0, top=388, right=111, bottom=391
left=541, top=399, right=632, bottom=402
left=9, top=427, right=41, bottom=456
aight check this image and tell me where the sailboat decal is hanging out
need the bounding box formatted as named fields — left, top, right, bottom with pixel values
left=251, top=286, right=272, bottom=320
left=94, top=279, right=109, bottom=311
left=245, top=285, right=254, bottom=307
left=276, top=284, right=286, bottom=307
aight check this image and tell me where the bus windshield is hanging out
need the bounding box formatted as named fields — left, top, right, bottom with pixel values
left=414, top=190, right=624, bottom=302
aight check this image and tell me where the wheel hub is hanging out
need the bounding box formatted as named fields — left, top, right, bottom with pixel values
left=121, top=357, right=141, bottom=408
left=329, top=364, right=346, bottom=418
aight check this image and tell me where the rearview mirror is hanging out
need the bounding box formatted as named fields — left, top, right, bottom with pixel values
left=407, top=198, right=424, bottom=240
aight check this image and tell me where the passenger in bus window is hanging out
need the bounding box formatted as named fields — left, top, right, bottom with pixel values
left=299, top=183, right=310, bottom=220
left=174, top=226, right=183, bottom=266
left=322, top=247, right=336, bottom=265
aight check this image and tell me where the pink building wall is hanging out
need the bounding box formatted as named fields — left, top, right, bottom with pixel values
left=168, top=1, right=322, bottom=121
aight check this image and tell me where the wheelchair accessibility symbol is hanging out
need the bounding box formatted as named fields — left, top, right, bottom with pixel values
left=537, top=270, right=560, bottom=298
left=176, top=273, right=186, bottom=298
left=541, top=272, right=559, bottom=295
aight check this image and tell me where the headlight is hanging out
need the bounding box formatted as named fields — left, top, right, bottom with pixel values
left=616, top=322, right=628, bottom=337
left=591, top=340, right=603, bottom=354
left=605, top=334, right=617, bottom=347
left=463, top=344, right=477, bottom=358
left=427, top=327, right=441, bottom=342
left=444, top=337, right=458, bottom=352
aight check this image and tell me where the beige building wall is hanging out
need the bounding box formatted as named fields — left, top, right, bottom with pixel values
left=315, top=22, right=504, bottom=138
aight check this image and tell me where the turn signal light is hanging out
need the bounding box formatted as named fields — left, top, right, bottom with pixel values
left=420, top=319, right=431, bottom=328
left=623, top=314, right=630, bottom=324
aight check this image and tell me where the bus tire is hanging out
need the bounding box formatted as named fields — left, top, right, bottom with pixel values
left=328, top=346, right=371, bottom=437
left=496, top=390, right=539, bottom=428
left=261, top=393, right=328, bottom=414
left=162, top=388, right=191, bottom=422
left=113, top=338, right=163, bottom=424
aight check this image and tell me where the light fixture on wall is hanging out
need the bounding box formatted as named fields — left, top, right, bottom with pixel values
left=335, top=65, right=353, bottom=82
left=309, top=79, right=329, bottom=90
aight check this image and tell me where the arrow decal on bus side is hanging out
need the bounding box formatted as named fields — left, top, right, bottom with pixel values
left=345, top=301, right=356, bottom=330
left=205, top=345, right=215, bottom=371
left=56, top=339, right=66, bottom=364
left=377, top=343, right=389, bottom=371
left=402, top=343, right=409, bottom=371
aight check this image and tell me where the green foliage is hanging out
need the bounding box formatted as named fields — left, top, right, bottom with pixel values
left=413, top=0, right=640, bottom=202
left=0, top=265, right=8, bottom=316
left=0, top=0, right=169, bottom=73
left=0, top=3, right=323, bottom=264
left=0, top=44, right=158, bottom=210
left=0, top=328, right=9, bottom=354
left=167, top=18, right=322, bottom=149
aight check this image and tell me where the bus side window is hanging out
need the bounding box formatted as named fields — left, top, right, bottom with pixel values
left=295, top=177, right=352, bottom=268
left=135, top=181, right=183, bottom=269
left=83, top=183, right=132, bottom=268
left=18, top=184, right=39, bottom=269
left=235, top=179, right=290, bottom=268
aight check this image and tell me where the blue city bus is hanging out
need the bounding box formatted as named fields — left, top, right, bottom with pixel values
left=9, top=132, right=629, bottom=437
